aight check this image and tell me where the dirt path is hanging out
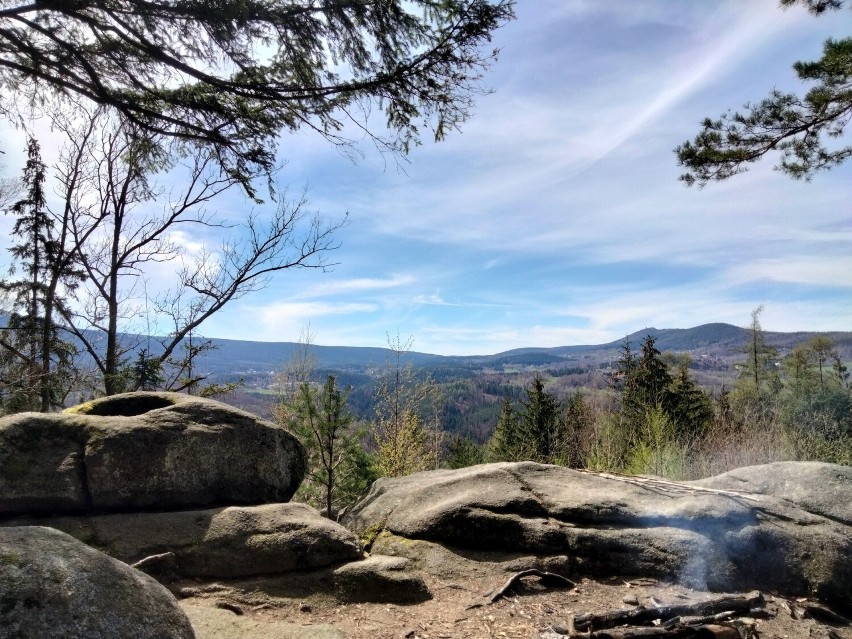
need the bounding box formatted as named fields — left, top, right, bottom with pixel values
left=180, top=573, right=852, bottom=639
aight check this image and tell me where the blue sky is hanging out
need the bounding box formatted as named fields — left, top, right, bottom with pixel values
left=3, top=1, right=852, bottom=356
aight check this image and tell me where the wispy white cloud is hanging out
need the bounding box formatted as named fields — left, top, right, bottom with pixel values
left=208, top=300, right=379, bottom=342
left=415, top=324, right=615, bottom=357
left=580, top=2, right=807, bottom=168
left=167, top=229, right=206, bottom=256
left=725, top=256, right=852, bottom=288
left=255, top=301, right=377, bottom=322
left=412, top=292, right=449, bottom=306
left=294, top=274, right=416, bottom=299
left=315, top=2, right=836, bottom=266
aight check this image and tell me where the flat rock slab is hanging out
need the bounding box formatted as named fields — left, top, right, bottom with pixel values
left=3, top=503, right=362, bottom=579
left=175, top=553, right=431, bottom=606
left=0, top=526, right=195, bottom=639
left=332, top=555, right=430, bottom=603
left=0, top=392, right=305, bottom=516
left=342, top=462, right=852, bottom=613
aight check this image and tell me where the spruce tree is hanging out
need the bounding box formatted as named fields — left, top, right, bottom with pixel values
left=617, top=335, right=673, bottom=431
left=633, top=335, right=673, bottom=410
left=487, top=395, right=522, bottom=461
left=0, top=138, right=81, bottom=412
left=610, top=336, right=636, bottom=394
left=666, top=357, right=713, bottom=440
left=289, top=375, right=375, bottom=516
left=446, top=435, right=485, bottom=469
left=132, top=348, right=165, bottom=392
left=519, top=375, right=561, bottom=464
left=562, top=391, right=593, bottom=468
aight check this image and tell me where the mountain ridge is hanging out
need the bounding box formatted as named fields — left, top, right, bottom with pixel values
left=195, top=322, right=852, bottom=374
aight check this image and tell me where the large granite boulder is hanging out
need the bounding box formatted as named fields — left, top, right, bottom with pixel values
left=0, top=392, right=305, bottom=516
left=342, top=462, right=852, bottom=613
left=3, top=503, right=362, bottom=579
left=691, top=461, right=852, bottom=525
left=0, top=525, right=195, bottom=639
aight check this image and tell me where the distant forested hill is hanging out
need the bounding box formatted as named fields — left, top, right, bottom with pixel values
left=199, top=323, right=851, bottom=436
left=193, top=338, right=449, bottom=374
left=196, top=322, right=851, bottom=374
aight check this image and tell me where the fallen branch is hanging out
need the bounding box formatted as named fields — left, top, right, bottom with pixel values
left=591, top=623, right=741, bottom=639
left=800, top=601, right=851, bottom=626
left=670, top=608, right=771, bottom=628
left=131, top=552, right=176, bottom=573
left=573, top=592, right=764, bottom=632
left=774, top=598, right=851, bottom=626
left=486, top=569, right=576, bottom=604
left=214, top=601, right=244, bottom=615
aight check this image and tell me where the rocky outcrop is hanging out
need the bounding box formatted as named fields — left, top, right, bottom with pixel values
left=0, top=392, right=305, bottom=516
left=0, top=526, right=195, bottom=639
left=3, top=503, right=363, bottom=579
left=6, top=500, right=433, bottom=605
left=342, top=462, right=852, bottom=612
left=691, top=461, right=852, bottom=525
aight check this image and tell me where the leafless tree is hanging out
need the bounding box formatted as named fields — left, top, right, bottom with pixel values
left=51, top=109, right=344, bottom=395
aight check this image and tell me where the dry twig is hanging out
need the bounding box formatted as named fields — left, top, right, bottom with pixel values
left=130, top=551, right=176, bottom=573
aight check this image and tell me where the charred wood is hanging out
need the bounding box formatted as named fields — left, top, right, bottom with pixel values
left=573, top=592, right=765, bottom=632
left=590, top=623, right=741, bottom=639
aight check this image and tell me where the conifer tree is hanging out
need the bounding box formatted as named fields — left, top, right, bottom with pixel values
left=276, top=330, right=375, bottom=513
left=562, top=391, right=593, bottom=468
left=633, top=335, right=673, bottom=410
left=446, top=434, right=484, bottom=469
left=288, top=374, right=373, bottom=516
left=487, top=377, right=564, bottom=464
left=0, top=138, right=82, bottom=412
left=519, top=375, right=561, bottom=464
left=616, top=335, right=673, bottom=430
left=738, top=306, right=779, bottom=399
left=609, top=336, right=636, bottom=394
left=132, top=348, right=165, bottom=392
left=666, top=356, right=713, bottom=440
left=487, top=394, right=522, bottom=462
left=612, top=336, right=711, bottom=449
left=713, top=385, right=737, bottom=433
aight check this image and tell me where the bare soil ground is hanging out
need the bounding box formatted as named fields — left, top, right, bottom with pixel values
left=179, top=572, right=852, bottom=639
